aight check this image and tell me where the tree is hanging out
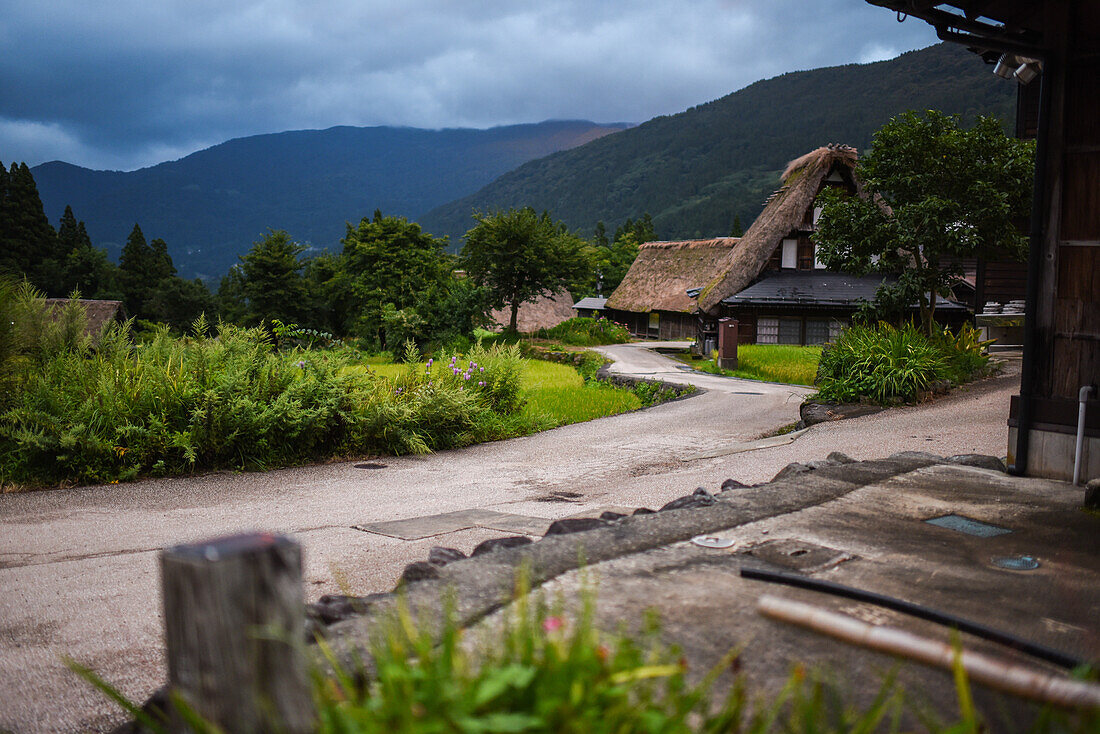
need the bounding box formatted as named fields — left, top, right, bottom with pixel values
left=0, top=162, right=61, bottom=290
left=339, top=211, right=468, bottom=347
left=57, top=205, right=117, bottom=298
left=461, top=208, right=590, bottom=332
left=236, top=230, right=308, bottom=326
left=118, top=224, right=156, bottom=313
left=730, top=215, right=743, bottom=238
left=813, top=111, right=1033, bottom=335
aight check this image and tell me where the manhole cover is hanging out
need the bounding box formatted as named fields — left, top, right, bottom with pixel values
left=924, top=514, right=1011, bottom=538
left=991, top=555, right=1040, bottom=571
left=691, top=535, right=736, bottom=549
left=354, top=462, right=387, bottom=470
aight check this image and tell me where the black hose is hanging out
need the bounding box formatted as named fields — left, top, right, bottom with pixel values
left=740, top=567, right=1086, bottom=670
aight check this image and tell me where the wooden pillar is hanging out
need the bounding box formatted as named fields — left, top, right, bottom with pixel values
left=160, top=532, right=314, bottom=733
left=718, top=317, right=739, bottom=370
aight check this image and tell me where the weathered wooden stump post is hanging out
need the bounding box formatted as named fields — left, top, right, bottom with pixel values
left=160, top=532, right=314, bottom=733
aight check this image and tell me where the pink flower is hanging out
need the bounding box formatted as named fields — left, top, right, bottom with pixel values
left=542, top=616, right=564, bottom=633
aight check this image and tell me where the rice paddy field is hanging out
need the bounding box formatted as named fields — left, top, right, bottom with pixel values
left=675, top=344, right=821, bottom=386
left=362, top=358, right=641, bottom=427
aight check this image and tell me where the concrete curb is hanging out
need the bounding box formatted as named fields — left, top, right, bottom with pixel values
left=318, top=452, right=952, bottom=673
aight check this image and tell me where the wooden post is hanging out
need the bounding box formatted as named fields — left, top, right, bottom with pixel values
left=717, top=317, right=739, bottom=370
left=160, top=532, right=314, bottom=733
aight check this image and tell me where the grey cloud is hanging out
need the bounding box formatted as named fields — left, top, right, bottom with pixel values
left=0, top=0, right=937, bottom=170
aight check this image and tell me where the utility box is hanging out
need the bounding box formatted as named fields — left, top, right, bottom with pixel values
left=717, top=318, right=739, bottom=370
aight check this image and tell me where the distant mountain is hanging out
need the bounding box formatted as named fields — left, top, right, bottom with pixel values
left=420, top=44, right=1015, bottom=244
left=31, top=121, right=630, bottom=279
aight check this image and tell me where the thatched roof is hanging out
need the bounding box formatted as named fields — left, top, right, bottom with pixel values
left=696, top=144, right=859, bottom=313
left=43, top=299, right=126, bottom=338
left=489, top=289, right=575, bottom=333
left=605, top=238, right=739, bottom=314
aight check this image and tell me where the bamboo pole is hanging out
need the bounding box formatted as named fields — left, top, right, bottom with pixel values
left=757, top=594, right=1100, bottom=710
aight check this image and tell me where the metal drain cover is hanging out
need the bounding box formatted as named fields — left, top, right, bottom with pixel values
left=925, top=514, right=1011, bottom=538
left=992, top=555, right=1040, bottom=571
left=691, top=535, right=736, bottom=549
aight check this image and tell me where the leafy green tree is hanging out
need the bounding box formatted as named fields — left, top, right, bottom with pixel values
left=813, top=111, right=1033, bottom=335
left=339, top=211, right=464, bottom=346
left=144, top=276, right=214, bottom=331
left=614, top=213, right=655, bottom=246
left=235, top=230, right=308, bottom=326
left=461, top=208, right=590, bottom=332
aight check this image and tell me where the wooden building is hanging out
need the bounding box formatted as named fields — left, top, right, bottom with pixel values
left=604, top=238, right=738, bottom=340
left=695, top=145, right=889, bottom=346
left=867, top=0, right=1099, bottom=482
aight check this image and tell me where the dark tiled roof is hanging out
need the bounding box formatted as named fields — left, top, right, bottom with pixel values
left=573, top=297, right=608, bottom=310
left=721, top=271, right=967, bottom=310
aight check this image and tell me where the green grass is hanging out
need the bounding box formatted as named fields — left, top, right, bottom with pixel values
left=519, top=360, right=641, bottom=425
left=361, top=358, right=642, bottom=427
left=675, top=345, right=822, bottom=386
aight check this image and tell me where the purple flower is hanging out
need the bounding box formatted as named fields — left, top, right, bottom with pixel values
left=464, top=373, right=471, bottom=380
left=296, top=360, right=307, bottom=369
left=478, top=381, right=485, bottom=386
left=479, top=367, right=484, bottom=373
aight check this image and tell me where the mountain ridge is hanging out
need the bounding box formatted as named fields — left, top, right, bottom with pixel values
left=419, top=43, right=1016, bottom=244
left=31, top=120, right=630, bottom=279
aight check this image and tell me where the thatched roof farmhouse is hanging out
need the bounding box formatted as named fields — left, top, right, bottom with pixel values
left=696, top=144, right=860, bottom=313
left=604, top=238, right=738, bottom=339
left=606, top=143, right=972, bottom=346
left=43, top=299, right=126, bottom=341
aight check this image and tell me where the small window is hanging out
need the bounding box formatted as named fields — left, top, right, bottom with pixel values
left=805, top=319, right=829, bottom=345
left=757, top=317, right=779, bottom=344
left=778, top=319, right=801, bottom=345
left=648, top=312, right=660, bottom=330
left=828, top=319, right=847, bottom=342
left=781, top=238, right=797, bottom=269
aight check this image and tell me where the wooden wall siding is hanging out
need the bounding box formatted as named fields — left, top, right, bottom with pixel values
left=737, top=314, right=756, bottom=345
left=797, top=237, right=814, bottom=270
left=658, top=312, right=695, bottom=340
left=983, top=260, right=1029, bottom=304
left=1060, top=151, right=1100, bottom=241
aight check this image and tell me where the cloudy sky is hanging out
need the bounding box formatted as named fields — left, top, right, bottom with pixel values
left=1, top=0, right=939, bottom=172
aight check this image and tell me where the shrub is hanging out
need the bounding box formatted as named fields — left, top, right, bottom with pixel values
left=538, top=317, right=631, bottom=346
left=0, top=297, right=532, bottom=487
left=815, top=322, right=991, bottom=404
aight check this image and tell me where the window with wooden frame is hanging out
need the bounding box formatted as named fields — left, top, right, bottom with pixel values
left=781, top=238, right=797, bottom=269
left=757, top=317, right=779, bottom=344
left=778, top=318, right=801, bottom=344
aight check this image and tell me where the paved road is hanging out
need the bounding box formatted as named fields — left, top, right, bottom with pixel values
left=0, top=345, right=1019, bottom=732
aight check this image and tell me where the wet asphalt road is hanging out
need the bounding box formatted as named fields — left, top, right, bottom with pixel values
left=0, top=344, right=1019, bottom=732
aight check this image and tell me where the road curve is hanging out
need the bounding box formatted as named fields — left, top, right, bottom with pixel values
left=0, top=344, right=1018, bottom=732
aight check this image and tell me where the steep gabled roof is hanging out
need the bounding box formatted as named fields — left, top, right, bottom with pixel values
left=605, top=238, right=739, bottom=314
left=43, top=298, right=126, bottom=339
left=489, top=290, right=575, bottom=333
left=696, top=144, right=859, bottom=312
